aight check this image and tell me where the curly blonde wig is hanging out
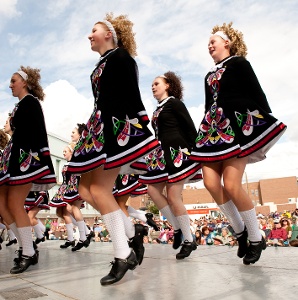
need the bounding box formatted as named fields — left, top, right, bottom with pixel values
left=159, top=71, right=184, bottom=100
left=211, top=22, right=247, bottom=57
left=0, top=129, right=9, bottom=150
left=97, top=13, right=137, bottom=57
left=18, top=66, right=45, bottom=101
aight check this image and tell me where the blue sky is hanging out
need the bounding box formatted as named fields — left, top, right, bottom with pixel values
left=0, top=0, right=297, bottom=184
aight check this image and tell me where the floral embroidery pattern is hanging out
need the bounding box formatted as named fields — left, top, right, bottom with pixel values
left=235, top=109, right=266, bottom=136
left=66, top=174, right=79, bottom=193
left=196, top=102, right=235, bottom=148
left=170, top=146, right=191, bottom=168
left=74, top=110, right=104, bottom=157
left=145, top=146, right=166, bottom=171
left=91, top=62, right=106, bottom=98
left=19, top=149, right=41, bottom=172
left=0, top=142, right=12, bottom=174
left=112, top=115, right=144, bottom=147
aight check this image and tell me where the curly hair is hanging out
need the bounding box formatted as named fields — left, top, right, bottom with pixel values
left=159, top=71, right=184, bottom=100
left=96, top=13, right=137, bottom=57
left=76, top=123, right=86, bottom=136
left=18, top=66, right=45, bottom=100
left=211, top=22, right=247, bottom=57
left=0, top=129, right=9, bottom=150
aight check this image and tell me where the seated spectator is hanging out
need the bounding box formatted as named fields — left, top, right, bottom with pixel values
left=290, top=217, right=298, bottom=241
left=267, top=219, right=288, bottom=246
left=100, top=225, right=111, bottom=242
left=213, top=227, right=236, bottom=246
left=201, top=226, right=214, bottom=245
left=280, top=218, right=292, bottom=242
left=157, top=227, right=172, bottom=244
left=194, top=230, right=202, bottom=246
left=259, top=216, right=271, bottom=238
left=292, top=208, right=298, bottom=218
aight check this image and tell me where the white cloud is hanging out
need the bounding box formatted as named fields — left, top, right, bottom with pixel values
left=42, top=80, right=93, bottom=140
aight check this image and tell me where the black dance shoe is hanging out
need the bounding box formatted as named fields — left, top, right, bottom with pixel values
left=243, top=237, right=267, bottom=265
left=60, top=240, right=75, bottom=249
left=10, top=251, right=39, bottom=274
left=35, top=236, right=45, bottom=245
left=145, top=213, right=159, bottom=231
left=71, top=239, right=90, bottom=251
left=6, top=238, right=17, bottom=247
left=100, top=250, right=138, bottom=286
left=128, top=224, right=147, bottom=265
left=176, top=240, right=197, bottom=260
left=87, top=231, right=95, bottom=242
left=236, top=227, right=249, bottom=258
left=173, top=229, right=182, bottom=249
left=13, top=248, right=23, bottom=265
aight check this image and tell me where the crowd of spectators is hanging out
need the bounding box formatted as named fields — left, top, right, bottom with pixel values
left=16, top=208, right=298, bottom=247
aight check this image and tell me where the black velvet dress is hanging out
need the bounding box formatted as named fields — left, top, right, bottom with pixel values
left=67, top=48, right=159, bottom=175
left=0, top=94, right=56, bottom=191
left=190, top=56, right=287, bottom=163
left=139, top=97, right=202, bottom=184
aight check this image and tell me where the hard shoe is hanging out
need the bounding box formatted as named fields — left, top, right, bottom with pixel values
left=60, top=240, right=75, bottom=249
left=145, top=213, right=159, bottom=231
left=236, top=227, right=249, bottom=258
left=13, top=249, right=23, bottom=265
left=243, top=237, right=267, bottom=265
left=6, top=238, right=17, bottom=247
left=128, top=224, right=147, bottom=265
left=87, top=231, right=95, bottom=242
left=173, top=229, right=182, bottom=250
left=100, top=250, right=138, bottom=286
left=71, top=239, right=90, bottom=251
left=35, top=236, right=45, bottom=245
left=176, top=240, right=196, bottom=260
left=10, top=251, right=39, bottom=274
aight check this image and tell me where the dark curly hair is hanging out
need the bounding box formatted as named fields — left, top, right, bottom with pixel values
left=211, top=22, right=247, bottom=57
left=17, top=66, right=45, bottom=100
left=158, top=71, right=184, bottom=100
left=0, top=129, right=9, bottom=150
left=76, top=123, right=86, bottom=136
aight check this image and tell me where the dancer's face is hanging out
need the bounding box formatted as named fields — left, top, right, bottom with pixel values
left=208, top=35, right=230, bottom=63
left=63, top=146, right=73, bottom=161
left=152, top=77, right=169, bottom=101
left=9, top=74, right=27, bottom=99
left=88, top=23, right=111, bottom=54
left=71, top=127, right=80, bottom=143
left=4, top=118, right=12, bottom=136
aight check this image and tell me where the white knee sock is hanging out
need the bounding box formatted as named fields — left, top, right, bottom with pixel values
left=17, top=226, right=35, bottom=257
left=160, top=205, right=180, bottom=230
left=102, top=209, right=131, bottom=259
left=33, top=224, right=44, bottom=239
left=219, top=200, right=245, bottom=235
left=239, top=208, right=262, bottom=242
left=8, top=228, right=17, bottom=240
left=84, top=223, right=91, bottom=235
left=176, top=214, right=193, bottom=242
left=65, top=223, right=74, bottom=241
left=37, top=219, right=45, bottom=232
left=70, top=215, right=78, bottom=227
left=120, top=210, right=135, bottom=239
left=127, top=206, right=147, bottom=222
left=0, top=223, right=6, bottom=230
left=77, top=220, right=87, bottom=241
left=8, top=223, right=21, bottom=246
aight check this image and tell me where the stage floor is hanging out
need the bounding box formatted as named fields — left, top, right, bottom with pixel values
left=0, top=240, right=297, bottom=300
